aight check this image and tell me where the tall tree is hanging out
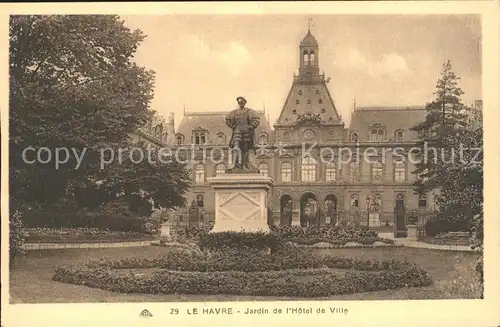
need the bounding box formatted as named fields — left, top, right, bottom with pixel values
left=9, top=15, right=190, bottom=220
left=410, top=60, right=470, bottom=195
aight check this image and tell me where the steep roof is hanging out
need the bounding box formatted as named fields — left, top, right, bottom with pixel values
left=176, top=110, right=272, bottom=144
left=348, top=106, right=427, bottom=141
left=300, top=30, right=318, bottom=47
left=276, top=79, right=341, bottom=125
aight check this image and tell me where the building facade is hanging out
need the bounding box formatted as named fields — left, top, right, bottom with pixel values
left=136, top=29, right=485, bottom=229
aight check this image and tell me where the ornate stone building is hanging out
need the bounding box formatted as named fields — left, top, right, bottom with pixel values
left=142, top=29, right=455, bottom=228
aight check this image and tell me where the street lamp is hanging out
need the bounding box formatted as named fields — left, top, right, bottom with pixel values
left=365, top=196, right=371, bottom=229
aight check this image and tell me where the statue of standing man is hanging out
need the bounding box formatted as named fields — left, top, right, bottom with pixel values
left=225, top=96, right=260, bottom=172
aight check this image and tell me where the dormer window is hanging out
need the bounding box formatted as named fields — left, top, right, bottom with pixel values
left=315, top=89, right=320, bottom=94
left=176, top=134, right=184, bottom=145
left=296, top=100, right=300, bottom=104
left=395, top=130, right=404, bottom=142
left=307, top=99, right=311, bottom=104
left=260, top=132, right=269, bottom=144
left=298, top=90, right=302, bottom=95
left=370, top=125, right=385, bottom=142
left=351, top=132, right=359, bottom=142
left=193, top=131, right=206, bottom=145
left=216, top=132, right=226, bottom=145
left=318, top=99, right=323, bottom=104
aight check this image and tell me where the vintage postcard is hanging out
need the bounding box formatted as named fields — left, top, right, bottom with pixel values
left=1, top=2, right=499, bottom=327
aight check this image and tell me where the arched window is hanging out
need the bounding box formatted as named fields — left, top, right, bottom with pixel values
left=395, top=130, right=404, bottom=142
left=372, top=161, right=383, bottom=180
left=418, top=194, right=427, bottom=208
left=215, top=163, right=225, bottom=176
left=258, top=162, right=268, bottom=177
left=325, top=162, right=336, bottom=182
left=196, top=194, right=204, bottom=208
left=309, top=51, right=315, bottom=63
left=350, top=194, right=359, bottom=208
left=394, top=160, right=406, bottom=182
left=260, top=133, right=268, bottom=144
left=176, top=134, right=184, bottom=145
left=303, top=51, right=309, bottom=65
left=216, top=133, right=225, bottom=145
left=195, top=164, right=205, bottom=183
left=349, top=160, right=360, bottom=182
left=301, top=156, right=316, bottom=182
left=351, top=132, right=359, bottom=143
left=281, top=162, right=292, bottom=182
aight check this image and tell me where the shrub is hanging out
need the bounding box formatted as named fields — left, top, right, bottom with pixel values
left=10, top=210, right=26, bottom=265
left=424, top=218, right=450, bottom=237
left=53, top=247, right=432, bottom=297
left=198, top=231, right=284, bottom=252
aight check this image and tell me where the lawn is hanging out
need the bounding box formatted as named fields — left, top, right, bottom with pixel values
left=9, top=246, right=481, bottom=303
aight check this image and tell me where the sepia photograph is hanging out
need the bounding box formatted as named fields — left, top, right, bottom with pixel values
left=2, top=2, right=499, bottom=327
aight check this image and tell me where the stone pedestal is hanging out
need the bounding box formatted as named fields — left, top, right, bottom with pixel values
left=407, top=225, right=418, bottom=241
left=160, top=223, right=172, bottom=240
left=207, top=173, right=274, bottom=233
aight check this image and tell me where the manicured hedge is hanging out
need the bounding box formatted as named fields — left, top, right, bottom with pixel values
left=197, top=231, right=283, bottom=252
left=53, top=247, right=432, bottom=297
left=176, top=225, right=395, bottom=247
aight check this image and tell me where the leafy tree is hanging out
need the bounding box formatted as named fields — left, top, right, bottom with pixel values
left=9, top=16, right=190, bottom=236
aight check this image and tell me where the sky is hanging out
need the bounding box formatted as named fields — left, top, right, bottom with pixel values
left=122, top=15, right=482, bottom=128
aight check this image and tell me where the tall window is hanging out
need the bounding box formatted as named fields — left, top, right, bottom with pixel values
left=418, top=194, right=427, bottom=208
left=301, top=156, right=317, bottom=182
left=351, top=194, right=359, bottom=208
left=349, top=160, right=360, bottom=182
left=215, top=163, right=226, bottom=176
left=372, top=161, right=383, bottom=181
left=281, top=162, right=292, bottom=182
left=395, top=130, right=404, bottom=142
left=194, top=131, right=206, bottom=145
left=258, top=163, right=269, bottom=177
left=195, top=164, right=205, bottom=183
left=394, top=161, right=406, bottom=182
left=303, top=51, right=309, bottom=65
left=196, top=194, right=204, bottom=208
left=325, top=162, right=336, bottom=182
left=176, top=135, right=184, bottom=145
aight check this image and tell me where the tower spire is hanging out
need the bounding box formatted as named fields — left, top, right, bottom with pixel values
left=308, top=16, right=313, bottom=32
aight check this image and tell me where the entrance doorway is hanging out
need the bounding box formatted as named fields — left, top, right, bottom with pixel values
left=300, top=192, right=318, bottom=227
left=394, top=193, right=406, bottom=237
left=280, top=194, right=293, bottom=226
left=323, top=194, right=337, bottom=226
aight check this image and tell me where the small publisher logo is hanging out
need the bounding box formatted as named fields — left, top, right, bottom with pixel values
left=140, top=309, right=153, bottom=318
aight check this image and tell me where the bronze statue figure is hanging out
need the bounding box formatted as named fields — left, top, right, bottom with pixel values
left=225, top=96, right=260, bottom=172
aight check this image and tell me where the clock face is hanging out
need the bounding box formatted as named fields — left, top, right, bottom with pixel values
left=304, top=129, right=314, bottom=139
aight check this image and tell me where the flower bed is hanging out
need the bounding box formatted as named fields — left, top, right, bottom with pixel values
left=53, top=247, right=432, bottom=297
left=23, top=228, right=155, bottom=243
left=175, top=225, right=396, bottom=248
